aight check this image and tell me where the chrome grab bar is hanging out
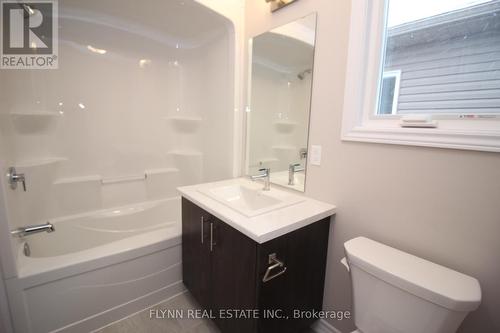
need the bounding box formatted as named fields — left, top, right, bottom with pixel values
left=11, top=222, right=55, bottom=238
left=263, top=253, right=287, bottom=283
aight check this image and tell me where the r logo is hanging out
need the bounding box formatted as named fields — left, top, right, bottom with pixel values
left=1, top=0, right=57, bottom=68
left=2, top=1, right=53, bottom=54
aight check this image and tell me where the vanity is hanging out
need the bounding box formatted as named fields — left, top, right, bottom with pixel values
left=178, top=13, right=330, bottom=333
left=178, top=178, right=335, bottom=333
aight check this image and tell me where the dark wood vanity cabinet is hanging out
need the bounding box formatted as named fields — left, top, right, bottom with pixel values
left=182, top=198, right=331, bottom=333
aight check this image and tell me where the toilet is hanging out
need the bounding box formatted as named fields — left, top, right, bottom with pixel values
left=343, top=237, right=481, bottom=333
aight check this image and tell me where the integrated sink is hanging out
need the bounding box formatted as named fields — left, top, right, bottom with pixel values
left=198, top=180, right=304, bottom=217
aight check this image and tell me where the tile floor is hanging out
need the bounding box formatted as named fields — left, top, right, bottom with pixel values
left=96, top=291, right=317, bottom=333
left=96, top=292, right=220, bottom=333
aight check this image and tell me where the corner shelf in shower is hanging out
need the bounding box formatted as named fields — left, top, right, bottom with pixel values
left=15, top=157, right=67, bottom=168
left=167, top=150, right=203, bottom=157
left=272, top=145, right=297, bottom=151
left=249, top=157, right=279, bottom=168
left=9, top=110, right=61, bottom=117
left=274, top=120, right=297, bottom=133
left=145, top=167, right=180, bottom=176
left=165, top=116, right=202, bottom=133
left=164, top=116, right=202, bottom=122
left=9, top=110, right=62, bottom=134
left=258, top=157, right=279, bottom=163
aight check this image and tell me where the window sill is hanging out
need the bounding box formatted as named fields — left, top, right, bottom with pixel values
left=342, top=126, right=500, bottom=153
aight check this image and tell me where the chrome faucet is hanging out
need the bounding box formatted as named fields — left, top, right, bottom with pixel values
left=299, top=148, right=308, bottom=160
left=288, top=163, right=305, bottom=186
left=6, top=167, right=26, bottom=191
left=251, top=168, right=271, bottom=191
left=11, top=222, right=55, bottom=238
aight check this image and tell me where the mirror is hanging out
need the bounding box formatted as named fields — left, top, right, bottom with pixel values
left=246, top=13, right=317, bottom=192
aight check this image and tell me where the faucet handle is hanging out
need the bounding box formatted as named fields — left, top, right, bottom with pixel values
left=258, top=168, right=270, bottom=174
left=7, top=167, right=26, bottom=192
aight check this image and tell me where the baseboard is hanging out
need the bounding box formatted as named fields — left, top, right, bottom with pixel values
left=311, top=319, right=344, bottom=333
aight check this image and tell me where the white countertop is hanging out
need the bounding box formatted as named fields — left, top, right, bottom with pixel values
left=177, top=178, right=336, bottom=244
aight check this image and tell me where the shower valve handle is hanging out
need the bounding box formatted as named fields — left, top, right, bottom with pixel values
left=7, top=167, right=26, bottom=191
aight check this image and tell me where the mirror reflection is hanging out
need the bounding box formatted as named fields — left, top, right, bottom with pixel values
left=246, top=13, right=317, bottom=192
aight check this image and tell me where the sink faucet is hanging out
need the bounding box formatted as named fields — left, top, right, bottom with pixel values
left=288, top=163, right=305, bottom=186
left=11, top=222, right=55, bottom=238
left=251, top=168, right=271, bottom=191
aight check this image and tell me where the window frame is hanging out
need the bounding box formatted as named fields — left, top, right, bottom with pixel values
left=341, top=0, right=500, bottom=153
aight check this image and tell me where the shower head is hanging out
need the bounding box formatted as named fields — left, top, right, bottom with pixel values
left=297, top=68, right=312, bottom=80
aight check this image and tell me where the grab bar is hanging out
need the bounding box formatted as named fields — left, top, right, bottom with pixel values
left=263, top=253, right=287, bottom=283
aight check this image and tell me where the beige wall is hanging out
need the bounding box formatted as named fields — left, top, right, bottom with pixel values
left=245, top=1, right=500, bottom=332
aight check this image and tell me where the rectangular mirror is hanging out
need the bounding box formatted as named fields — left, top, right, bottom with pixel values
left=246, top=13, right=317, bottom=192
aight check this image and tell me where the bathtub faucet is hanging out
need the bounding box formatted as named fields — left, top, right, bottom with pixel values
left=11, top=222, right=55, bottom=238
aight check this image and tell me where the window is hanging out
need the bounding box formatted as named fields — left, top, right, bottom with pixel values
left=342, top=0, right=500, bottom=152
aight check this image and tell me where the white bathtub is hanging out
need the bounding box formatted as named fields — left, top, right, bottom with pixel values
left=6, top=197, right=184, bottom=333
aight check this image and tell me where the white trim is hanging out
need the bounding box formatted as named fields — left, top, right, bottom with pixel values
left=311, top=319, right=344, bottom=333
left=341, top=0, right=500, bottom=153
left=344, top=126, right=500, bottom=153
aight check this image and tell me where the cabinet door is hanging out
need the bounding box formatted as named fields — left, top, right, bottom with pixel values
left=284, top=218, right=330, bottom=332
left=257, top=218, right=331, bottom=333
left=181, top=198, right=212, bottom=309
left=256, top=236, right=290, bottom=333
left=211, top=218, right=258, bottom=333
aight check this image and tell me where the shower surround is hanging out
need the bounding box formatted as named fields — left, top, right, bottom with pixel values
left=0, top=1, right=235, bottom=332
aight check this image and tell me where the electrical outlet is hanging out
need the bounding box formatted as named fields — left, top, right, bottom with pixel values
left=309, top=145, right=322, bottom=166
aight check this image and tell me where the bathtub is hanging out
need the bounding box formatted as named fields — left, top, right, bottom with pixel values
left=5, top=197, right=184, bottom=333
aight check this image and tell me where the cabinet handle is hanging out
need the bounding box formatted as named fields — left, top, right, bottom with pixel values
left=262, top=253, right=287, bottom=283
left=210, top=222, right=215, bottom=252
left=201, top=216, right=205, bottom=244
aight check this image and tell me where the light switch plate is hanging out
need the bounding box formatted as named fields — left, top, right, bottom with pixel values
left=310, top=145, right=322, bottom=166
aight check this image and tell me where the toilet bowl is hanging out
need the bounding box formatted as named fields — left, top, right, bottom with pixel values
left=343, top=237, right=481, bottom=333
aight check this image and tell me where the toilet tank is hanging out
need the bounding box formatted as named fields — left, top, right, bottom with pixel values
left=344, top=237, right=481, bottom=333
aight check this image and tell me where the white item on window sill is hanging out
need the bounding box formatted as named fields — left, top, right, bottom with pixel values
left=400, top=115, right=438, bottom=128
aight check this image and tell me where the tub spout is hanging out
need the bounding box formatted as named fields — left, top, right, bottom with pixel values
left=11, top=222, right=55, bottom=238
